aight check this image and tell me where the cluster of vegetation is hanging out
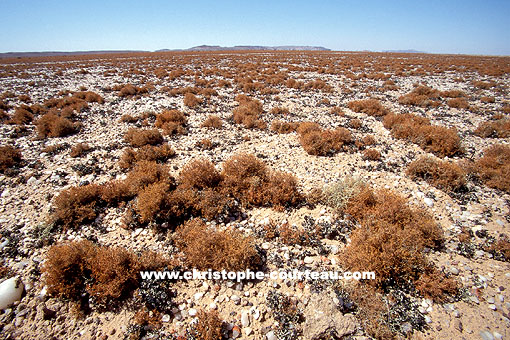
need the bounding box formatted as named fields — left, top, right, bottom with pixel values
left=348, top=99, right=391, bottom=117
left=174, top=219, right=261, bottom=271
left=337, top=185, right=459, bottom=307
left=232, top=95, right=266, bottom=129
left=43, top=240, right=169, bottom=307
left=201, top=115, right=223, bottom=129
left=406, top=156, right=467, bottom=192
left=472, top=144, right=510, bottom=193
left=383, top=113, right=462, bottom=157
left=398, top=85, right=468, bottom=108
left=474, top=118, right=510, bottom=138
left=124, top=128, right=164, bottom=147
left=297, top=122, right=353, bottom=156
left=119, top=143, right=175, bottom=169
left=155, top=109, right=187, bottom=135
left=0, top=145, right=22, bottom=174
left=51, top=153, right=302, bottom=230
left=114, top=84, right=150, bottom=97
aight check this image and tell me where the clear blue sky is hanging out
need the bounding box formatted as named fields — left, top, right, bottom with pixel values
left=0, top=0, right=509, bottom=55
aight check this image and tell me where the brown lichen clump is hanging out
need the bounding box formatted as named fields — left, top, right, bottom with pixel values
left=154, top=109, right=187, bottom=135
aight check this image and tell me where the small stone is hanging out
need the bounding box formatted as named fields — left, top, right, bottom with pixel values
left=303, top=256, right=314, bottom=264
left=241, top=311, right=250, bottom=327
left=493, top=332, right=502, bottom=340
left=232, top=325, right=241, bottom=338
left=244, top=327, right=253, bottom=336
left=450, top=267, right=459, bottom=275
left=188, top=308, right=197, bottom=316
left=209, top=302, right=217, bottom=310
left=266, top=331, right=276, bottom=340
left=486, top=297, right=495, bottom=304
left=252, top=308, right=260, bottom=320
left=261, top=243, right=271, bottom=250
left=231, top=295, right=240, bottom=303
left=424, top=197, right=434, bottom=207
left=488, top=304, right=496, bottom=310
left=470, top=295, right=480, bottom=304
left=161, top=314, right=170, bottom=322
left=418, top=306, right=427, bottom=314
left=194, top=292, right=204, bottom=301
left=480, top=330, right=495, bottom=340
left=424, top=315, right=432, bottom=324
left=453, top=319, right=463, bottom=332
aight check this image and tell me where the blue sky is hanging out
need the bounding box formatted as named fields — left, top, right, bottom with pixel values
left=0, top=0, right=509, bottom=55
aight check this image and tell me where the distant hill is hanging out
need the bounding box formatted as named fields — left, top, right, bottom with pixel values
left=383, top=49, right=426, bottom=53
left=0, top=50, right=145, bottom=59
left=157, top=45, right=330, bottom=52
left=0, top=45, right=330, bottom=59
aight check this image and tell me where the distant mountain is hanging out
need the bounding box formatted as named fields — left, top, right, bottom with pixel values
left=0, top=45, right=330, bottom=59
left=383, top=49, right=426, bottom=53
left=0, top=50, right=145, bottom=58
left=157, top=45, right=330, bottom=52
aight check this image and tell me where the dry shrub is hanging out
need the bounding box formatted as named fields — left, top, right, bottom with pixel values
left=118, top=143, right=175, bottom=169
left=221, top=153, right=302, bottom=208
left=415, top=267, right=459, bottom=303
left=362, top=148, right=381, bottom=161
left=36, top=112, right=78, bottom=138
left=330, top=106, right=344, bottom=115
left=350, top=118, right=362, bottom=129
left=339, top=187, right=443, bottom=288
left=179, top=159, right=222, bottom=190
left=487, top=236, right=510, bottom=262
left=136, top=181, right=172, bottom=223
left=474, top=119, right=510, bottom=138
left=70, top=143, right=91, bottom=158
left=407, top=156, right=466, bottom=192
left=73, top=91, right=104, bottom=104
left=52, top=184, right=102, bottom=229
left=348, top=99, right=390, bottom=116
left=155, top=109, right=187, bottom=135
left=299, top=126, right=352, bottom=156
left=480, top=96, right=495, bottom=103
left=175, top=219, right=260, bottom=271
left=473, top=80, right=495, bottom=89
left=10, top=107, right=33, bottom=125
left=188, top=310, right=224, bottom=340
left=383, top=113, right=462, bottom=157
left=474, top=144, right=510, bottom=193
left=296, top=121, right=321, bottom=135
left=43, top=240, right=162, bottom=306
left=398, top=86, right=440, bottom=107
left=362, top=135, right=377, bottom=146
left=270, top=106, right=290, bottom=115
left=0, top=145, right=22, bottom=174
left=183, top=92, right=202, bottom=108
left=340, top=283, right=393, bottom=339
left=201, top=115, right=223, bottom=128
left=271, top=120, right=299, bottom=134
left=120, top=114, right=139, bottom=123
left=124, top=161, right=173, bottom=195
left=232, top=97, right=266, bottom=129
left=124, top=128, right=163, bottom=147
left=117, top=84, right=148, bottom=97
left=447, top=97, right=469, bottom=109
left=441, top=89, right=466, bottom=98
left=197, top=138, right=214, bottom=150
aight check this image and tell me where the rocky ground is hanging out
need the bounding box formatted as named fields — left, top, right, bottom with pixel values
left=0, top=51, right=509, bottom=340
